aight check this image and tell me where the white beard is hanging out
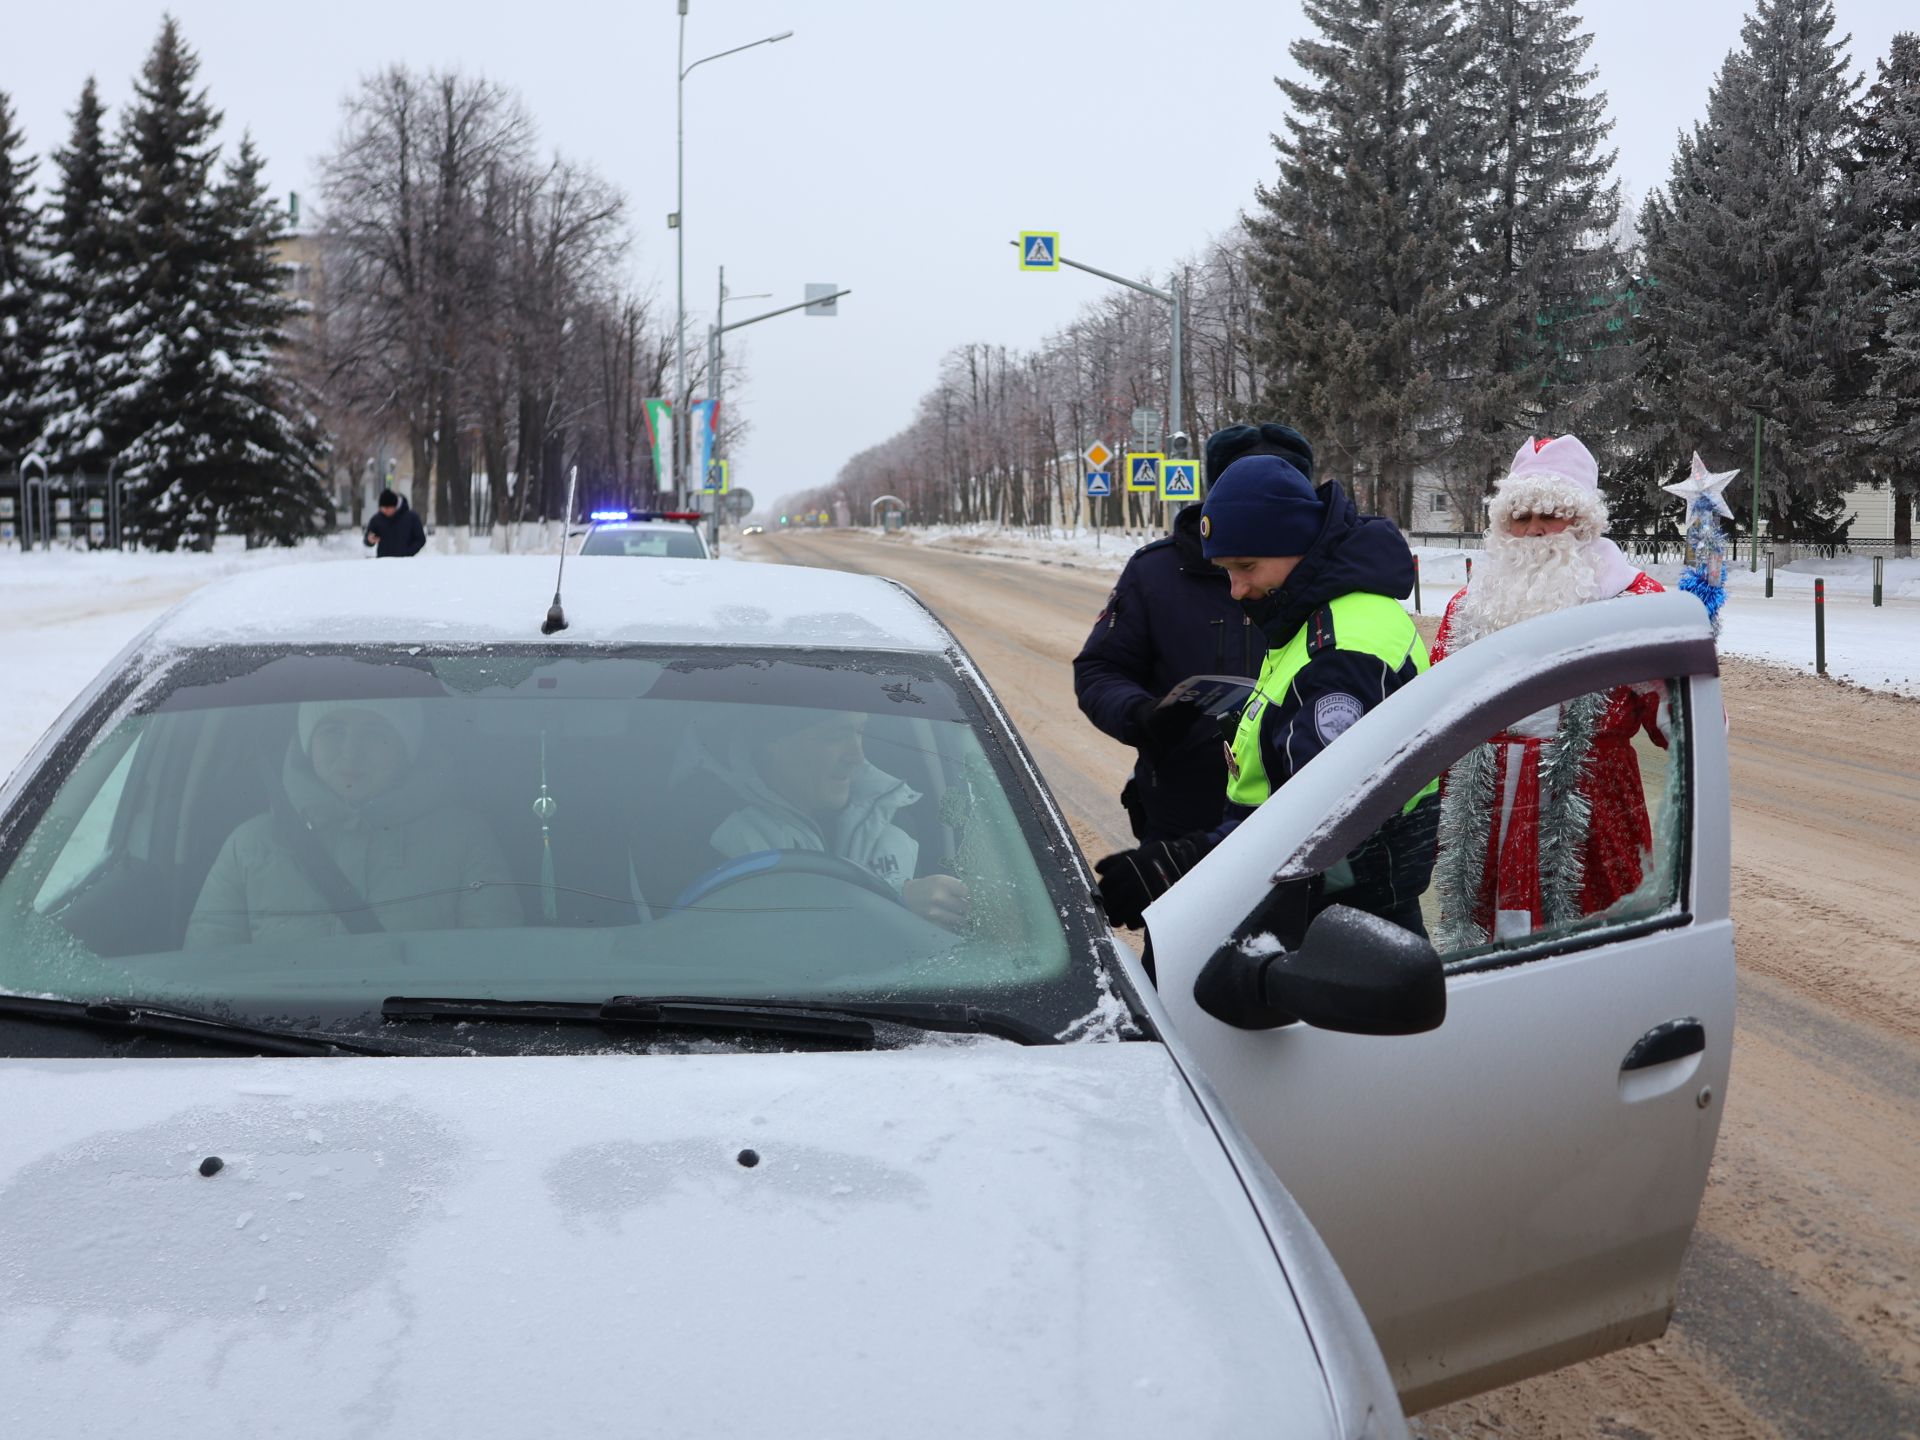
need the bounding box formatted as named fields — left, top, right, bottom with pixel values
left=1450, top=531, right=1610, bottom=646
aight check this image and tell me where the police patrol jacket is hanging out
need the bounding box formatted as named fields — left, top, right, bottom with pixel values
left=1210, top=482, right=1430, bottom=843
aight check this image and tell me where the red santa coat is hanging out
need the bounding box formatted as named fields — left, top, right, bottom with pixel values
left=1432, top=572, right=1667, bottom=940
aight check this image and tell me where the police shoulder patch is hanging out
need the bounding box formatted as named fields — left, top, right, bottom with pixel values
left=1313, top=692, right=1365, bottom=744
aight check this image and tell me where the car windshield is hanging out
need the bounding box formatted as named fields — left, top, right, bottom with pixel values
left=0, top=645, right=1120, bottom=1049
left=579, top=527, right=706, bottom=558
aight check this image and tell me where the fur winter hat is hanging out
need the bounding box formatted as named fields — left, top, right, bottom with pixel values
left=1487, top=436, right=1609, bottom=542
left=1204, top=422, right=1316, bottom=486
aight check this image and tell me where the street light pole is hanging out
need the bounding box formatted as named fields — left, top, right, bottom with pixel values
left=673, top=4, right=793, bottom=503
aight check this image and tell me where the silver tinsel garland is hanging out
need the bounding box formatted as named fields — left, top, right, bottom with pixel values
left=1434, top=691, right=1606, bottom=951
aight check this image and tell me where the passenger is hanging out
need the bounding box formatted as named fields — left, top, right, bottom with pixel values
left=1091, top=453, right=1437, bottom=937
left=187, top=699, right=519, bottom=946
left=1071, top=424, right=1314, bottom=843
left=1428, top=435, right=1668, bottom=948
left=668, top=708, right=970, bottom=932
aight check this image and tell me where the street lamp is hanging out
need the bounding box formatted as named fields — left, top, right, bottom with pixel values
left=675, top=1, right=793, bottom=502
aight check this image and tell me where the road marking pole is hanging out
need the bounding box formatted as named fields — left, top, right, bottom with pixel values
left=1815, top=578, right=1827, bottom=677
left=1412, top=555, right=1421, bottom=613
left=1873, top=555, right=1883, bottom=608
left=1765, top=551, right=1774, bottom=599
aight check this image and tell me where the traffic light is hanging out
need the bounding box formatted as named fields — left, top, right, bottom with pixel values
left=779, top=514, right=789, bottom=526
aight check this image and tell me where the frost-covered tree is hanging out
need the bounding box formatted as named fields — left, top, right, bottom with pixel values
left=95, top=19, right=330, bottom=547
left=33, top=77, right=118, bottom=480
left=1247, top=0, right=1469, bottom=527
left=1635, top=0, right=1876, bottom=543
left=1449, top=0, right=1627, bottom=506
left=1859, top=31, right=1920, bottom=554
left=0, top=90, right=46, bottom=476
left=181, top=136, right=332, bottom=545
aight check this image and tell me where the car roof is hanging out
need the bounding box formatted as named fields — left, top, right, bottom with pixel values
left=150, top=556, right=950, bottom=653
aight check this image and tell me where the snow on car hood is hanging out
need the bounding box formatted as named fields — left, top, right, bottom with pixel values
left=0, top=1044, right=1335, bottom=1438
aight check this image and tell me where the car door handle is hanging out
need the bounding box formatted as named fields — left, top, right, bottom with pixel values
left=1621, top=1018, right=1705, bottom=1072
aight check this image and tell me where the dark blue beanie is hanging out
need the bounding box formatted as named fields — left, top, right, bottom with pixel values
left=1204, top=422, right=1315, bottom=485
left=1200, top=454, right=1324, bottom=559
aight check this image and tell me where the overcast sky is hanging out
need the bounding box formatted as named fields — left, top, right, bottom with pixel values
left=7, top=1, right=1912, bottom=514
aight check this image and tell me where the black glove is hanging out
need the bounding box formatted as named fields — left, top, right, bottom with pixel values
left=1193, top=942, right=1299, bottom=1030
left=1131, top=697, right=1204, bottom=755
left=1093, top=833, right=1209, bottom=928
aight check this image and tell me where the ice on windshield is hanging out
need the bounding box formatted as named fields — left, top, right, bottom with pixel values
left=0, top=645, right=1103, bottom=1047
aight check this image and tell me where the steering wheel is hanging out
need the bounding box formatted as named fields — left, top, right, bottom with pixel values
left=671, top=849, right=902, bottom=913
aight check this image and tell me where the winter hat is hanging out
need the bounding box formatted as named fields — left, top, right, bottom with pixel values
left=378, top=488, right=400, bottom=509
left=1204, top=422, right=1316, bottom=486
left=298, top=699, right=426, bottom=761
left=1200, top=454, right=1325, bottom=559
left=1487, top=436, right=1609, bottom=541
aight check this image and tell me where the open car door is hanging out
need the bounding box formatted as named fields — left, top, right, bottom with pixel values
left=1146, top=591, right=1733, bottom=1412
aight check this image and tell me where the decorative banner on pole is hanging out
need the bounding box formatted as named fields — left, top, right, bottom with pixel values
left=1018, top=232, right=1059, bottom=271
left=1125, top=452, right=1163, bottom=494
left=1160, top=459, right=1199, bottom=502
left=1663, top=451, right=1739, bottom=637
left=689, top=400, right=720, bottom=495
left=642, top=399, right=674, bottom=489
left=1085, top=471, right=1112, bottom=497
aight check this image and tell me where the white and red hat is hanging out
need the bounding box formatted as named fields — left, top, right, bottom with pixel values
left=1488, top=436, right=1608, bottom=539
left=1486, top=435, right=1639, bottom=597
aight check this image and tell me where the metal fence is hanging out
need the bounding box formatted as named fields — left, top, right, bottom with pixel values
left=1407, top=530, right=1910, bottom=563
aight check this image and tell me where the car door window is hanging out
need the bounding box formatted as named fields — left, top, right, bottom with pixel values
left=1306, top=676, right=1690, bottom=970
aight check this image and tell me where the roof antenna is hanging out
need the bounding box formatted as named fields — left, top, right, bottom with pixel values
left=541, top=466, right=579, bottom=635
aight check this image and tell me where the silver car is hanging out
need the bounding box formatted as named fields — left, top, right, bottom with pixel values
left=0, top=557, right=1731, bottom=1437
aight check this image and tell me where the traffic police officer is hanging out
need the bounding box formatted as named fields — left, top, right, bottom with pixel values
left=1092, top=452, right=1439, bottom=938
left=1072, top=424, right=1315, bottom=843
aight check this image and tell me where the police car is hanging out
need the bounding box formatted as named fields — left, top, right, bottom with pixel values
left=0, top=556, right=1731, bottom=1437
left=577, top=509, right=712, bottom=559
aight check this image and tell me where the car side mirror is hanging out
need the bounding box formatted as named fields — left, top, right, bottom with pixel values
left=1193, top=904, right=1446, bottom=1036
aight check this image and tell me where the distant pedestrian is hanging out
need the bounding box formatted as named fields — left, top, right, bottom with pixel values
left=365, top=489, right=426, bottom=557
left=1072, top=423, right=1314, bottom=843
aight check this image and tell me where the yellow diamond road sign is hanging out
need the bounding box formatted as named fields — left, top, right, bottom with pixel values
left=1083, top=440, right=1113, bottom=471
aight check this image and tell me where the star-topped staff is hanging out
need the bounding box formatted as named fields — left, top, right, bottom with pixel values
left=1663, top=453, right=1740, bottom=636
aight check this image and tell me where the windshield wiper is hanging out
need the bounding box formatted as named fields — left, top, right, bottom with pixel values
left=381, top=995, right=1049, bottom=1048
left=0, top=993, right=411, bottom=1057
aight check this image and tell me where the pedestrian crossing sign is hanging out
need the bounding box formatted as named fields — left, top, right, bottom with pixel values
left=1125, top=452, right=1163, bottom=493
left=1160, top=459, right=1199, bottom=502
left=701, top=458, right=730, bottom=494
left=1085, top=471, right=1112, bottom=497
left=1019, top=232, right=1059, bottom=271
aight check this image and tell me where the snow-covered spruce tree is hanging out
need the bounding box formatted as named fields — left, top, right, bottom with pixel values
left=1635, top=0, right=1876, bottom=545
left=1859, top=31, right=1920, bottom=554
left=0, top=90, right=47, bottom=476
left=1448, top=0, right=1627, bottom=508
left=95, top=20, right=329, bottom=548
left=188, top=136, right=331, bottom=546
left=33, top=77, right=119, bottom=482
left=1247, top=0, right=1469, bottom=527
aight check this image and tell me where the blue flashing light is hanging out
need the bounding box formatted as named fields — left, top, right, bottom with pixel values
left=589, top=509, right=630, bottom=522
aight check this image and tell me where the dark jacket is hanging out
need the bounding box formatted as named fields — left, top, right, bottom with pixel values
left=1073, top=504, right=1267, bottom=842
left=1208, top=481, right=1435, bottom=933
left=366, top=498, right=427, bottom=557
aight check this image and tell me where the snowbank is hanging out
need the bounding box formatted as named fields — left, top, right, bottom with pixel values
left=0, top=536, right=359, bottom=780
left=875, top=525, right=1920, bottom=699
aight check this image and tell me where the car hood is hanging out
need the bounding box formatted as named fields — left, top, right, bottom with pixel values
left=0, top=1043, right=1336, bottom=1438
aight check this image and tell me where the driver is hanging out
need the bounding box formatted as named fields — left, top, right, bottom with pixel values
left=187, top=699, right=520, bottom=946
left=670, top=707, right=969, bottom=932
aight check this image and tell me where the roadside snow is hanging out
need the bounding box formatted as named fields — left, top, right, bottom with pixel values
left=0, top=538, right=357, bottom=780
left=875, top=526, right=1920, bottom=699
